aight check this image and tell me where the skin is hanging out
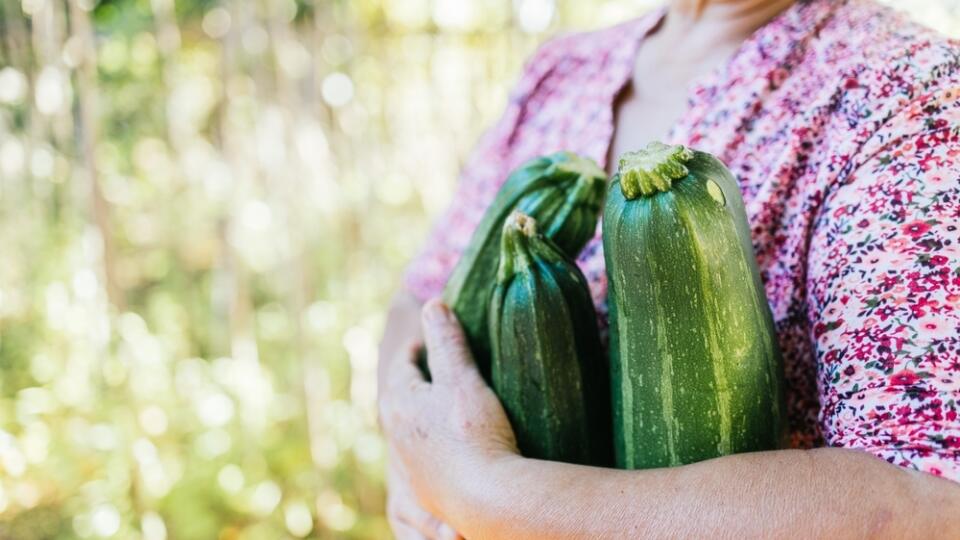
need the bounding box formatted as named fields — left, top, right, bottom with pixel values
left=378, top=1, right=960, bottom=538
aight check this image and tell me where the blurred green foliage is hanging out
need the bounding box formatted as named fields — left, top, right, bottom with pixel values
left=0, top=0, right=955, bottom=538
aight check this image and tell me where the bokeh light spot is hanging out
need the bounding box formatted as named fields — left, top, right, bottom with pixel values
left=0, top=67, right=28, bottom=104
left=141, top=511, right=167, bottom=540
left=202, top=7, right=232, bottom=39
left=321, top=72, right=354, bottom=107
left=91, top=503, right=121, bottom=537
left=250, top=480, right=282, bottom=516
left=515, top=0, right=556, bottom=33
left=34, top=66, right=69, bottom=115
left=218, top=464, right=245, bottom=493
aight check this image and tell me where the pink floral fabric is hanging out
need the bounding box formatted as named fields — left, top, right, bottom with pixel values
left=405, top=0, right=960, bottom=481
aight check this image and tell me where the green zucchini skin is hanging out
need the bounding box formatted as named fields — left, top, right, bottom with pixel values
left=442, top=152, right=606, bottom=381
left=489, top=212, right=612, bottom=466
left=603, top=143, right=786, bottom=470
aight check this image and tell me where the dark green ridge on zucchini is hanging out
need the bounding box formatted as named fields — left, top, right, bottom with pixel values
left=441, top=152, right=606, bottom=382
left=603, top=142, right=787, bottom=470
left=489, top=212, right=612, bottom=466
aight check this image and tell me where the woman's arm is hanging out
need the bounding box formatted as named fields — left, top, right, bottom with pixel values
left=463, top=446, right=960, bottom=539
left=381, top=300, right=960, bottom=540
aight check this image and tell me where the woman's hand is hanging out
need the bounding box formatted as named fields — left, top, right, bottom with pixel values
left=378, top=298, right=519, bottom=531
left=378, top=293, right=461, bottom=539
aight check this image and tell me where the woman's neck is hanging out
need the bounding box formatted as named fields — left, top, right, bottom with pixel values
left=632, top=0, right=796, bottom=86
left=663, top=0, right=797, bottom=49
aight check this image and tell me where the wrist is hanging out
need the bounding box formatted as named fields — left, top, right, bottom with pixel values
left=444, top=451, right=529, bottom=538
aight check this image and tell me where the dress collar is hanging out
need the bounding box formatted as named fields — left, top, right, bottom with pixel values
left=667, top=0, right=844, bottom=154
left=601, top=1, right=842, bottom=153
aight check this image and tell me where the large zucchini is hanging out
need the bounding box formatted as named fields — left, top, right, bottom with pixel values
left=441, top=152, right=606, bottom=380
left=489, top=211, right=611, bottom=465
left=603, top=142, right=786, bottom=469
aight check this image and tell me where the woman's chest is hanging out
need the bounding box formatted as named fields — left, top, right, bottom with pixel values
left=605, top=82, right=692, bottom=176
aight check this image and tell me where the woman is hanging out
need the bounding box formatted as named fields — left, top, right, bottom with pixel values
left=379, top=0, right=960, bottom=537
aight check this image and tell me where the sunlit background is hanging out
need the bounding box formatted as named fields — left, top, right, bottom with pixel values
left=0, top=0, right=956, bottom=538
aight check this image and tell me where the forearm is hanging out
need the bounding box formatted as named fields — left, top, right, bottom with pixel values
left=451, top=448, right=960, bottom=539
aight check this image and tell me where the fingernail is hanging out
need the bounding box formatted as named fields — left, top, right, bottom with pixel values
left=437, top=524, right=459, bottom=540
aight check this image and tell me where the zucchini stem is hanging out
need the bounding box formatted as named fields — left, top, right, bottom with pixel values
left=618, top=142, right=694, bottom=199
left=497, top=211, right=538, bottom=283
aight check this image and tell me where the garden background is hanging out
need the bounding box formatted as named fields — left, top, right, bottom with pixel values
left=0, top=0, right=957, bottom=538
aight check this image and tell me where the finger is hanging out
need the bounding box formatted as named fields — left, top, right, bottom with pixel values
left=395, top=498, right=459, bottom=540
left=391, top=520, right=428, bottom=540
left=388, top=454, right=460, bottom=540
left=421, top=299, right=483, bottom=387
left=429, top=522, right=460, bottom=540
left=436, top=523, right=461, bottom=540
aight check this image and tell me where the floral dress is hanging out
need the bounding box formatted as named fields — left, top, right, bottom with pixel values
left=404, top=0, right=960, bottom=482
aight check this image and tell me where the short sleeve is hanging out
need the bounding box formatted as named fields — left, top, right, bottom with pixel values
left=402, top=39, right=569, bottom=302
left=402, top=108, right=518, bottom=302
left=807, top=88, right=960, bottom=481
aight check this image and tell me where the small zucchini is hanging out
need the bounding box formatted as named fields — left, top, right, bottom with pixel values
left=489, top=211, right=612, bottom=466
left=442, top=152, right=606, bottom=380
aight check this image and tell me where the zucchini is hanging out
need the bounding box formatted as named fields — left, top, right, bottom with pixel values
left=603, top=142, right=786, bottom=469
left=489, top=211, right=611, bottom=465
left=442, top=152, right=606, bottom=380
